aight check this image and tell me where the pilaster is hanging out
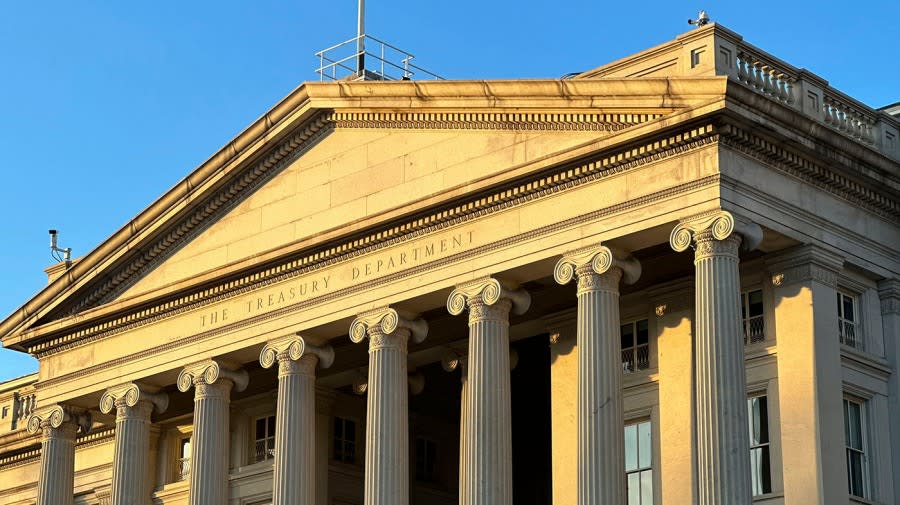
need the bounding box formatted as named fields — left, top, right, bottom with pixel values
left=99, top=382, right=168, bottom=505
left=544, top=309, right=577, bottom=505
left=670, top=210, right=760, bottom=505
left=260, top=336, right=334, bottom=505
left=442, top=351, right=469, bottom=505
left=447, top=277, right=529, bottom=505
left=177, top=359, right=248, bottom=505
left=765, top=244, right=845, bottom=505
left=878, top=279, right=900, bottom=504
left=350, top=307, right=428, bottom=505
left=27, top=405, right=92, bottom=505
left=554, top=244, right=640, bottom=505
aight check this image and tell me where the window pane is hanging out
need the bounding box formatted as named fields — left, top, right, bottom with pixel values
left=636, top=320, right=649, bottom=346
left=741, top=292, right=748, bottom=320
left=621, top=323, right=634, bottom=349
left=255, top=418, right=265, bottom=439
left=181, top=438, right=191, bottom=458
left=267, top=415, right=276, bottom=435
left=638, top=422, right=652, bottom=469
left=848, top=450, right=864, bottom=497
left=837, top=293, right=843, bottom=316
left=640, top=470, right=653, bottom=504
left=624, top=424, right=637, bottom=472
left=627, top=472, right=641, bottom=505
left=347, top=420, right=356, bottom=442
left=842, top=295, right=855, bottom=321
left=847, top=402, right=862, bottom=449
left=334, top=417, right=342, bottom=438
left=748, top=290, right=763, bottom=317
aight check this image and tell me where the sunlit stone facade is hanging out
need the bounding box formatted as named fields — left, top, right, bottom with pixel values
left=1, top=24, right=898, bottom=505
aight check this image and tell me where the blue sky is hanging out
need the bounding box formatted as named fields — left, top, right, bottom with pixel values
left=1, top=1, right=898, bottom=382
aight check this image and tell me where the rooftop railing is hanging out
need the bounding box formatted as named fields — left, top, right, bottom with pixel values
left=315, top=34, right=444, bottom=82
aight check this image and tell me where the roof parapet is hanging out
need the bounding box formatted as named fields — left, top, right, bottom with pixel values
left=578, top=23, right=900, bottom=163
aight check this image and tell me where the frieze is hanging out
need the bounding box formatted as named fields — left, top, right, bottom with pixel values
left=35, top=175, right=722, bottom=391
left=330, top=111, right=661, bottom=131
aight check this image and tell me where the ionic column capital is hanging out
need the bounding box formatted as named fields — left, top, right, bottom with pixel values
left=669, top=210, right=763, bottom=253
left=177, top=359, right=248, bottom=394
left=351, top=369, right=428, bottom=395
left=99, top=382, right=168, bottom=418
left=260, top=335, right=335, bottom=377
left=447, top=277, right=531, bottom=320
left=349, top=307, right=428, bottom=350
left=27, top=404, right=91, bottom=435
left=442, top=352, right=468, bottom=374
left=554, top=244, right=641, bottom=291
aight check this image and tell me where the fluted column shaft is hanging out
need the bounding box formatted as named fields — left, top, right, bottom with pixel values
left=465, top=298, right=513, bottom=505
left=190, top=380, right=232, bottom=505
left=110, top=401, right=154, bottom=505
left=693, top=231, right=752, bottom=505
left=577, top=266, right=625, bottom=505
left=365, top=327, right=411, bottom=505
left=274, top=356, right=318, bottom=505
left=37, top=422, right=78, bottom=505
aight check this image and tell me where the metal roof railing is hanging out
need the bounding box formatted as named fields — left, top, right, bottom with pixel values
left=315, top=34, right=444, bottom=82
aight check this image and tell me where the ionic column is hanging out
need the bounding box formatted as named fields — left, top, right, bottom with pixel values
left=670, top=210, right=762, bottom=505
left=27, top=405, right=92, bottom=505
left=447, top=277, right=530, bottom=505
left=260, top=336, right=335, bottom=505
left=177, top=360, right=249, bottom=505
left=349, top=307, right=428, bottom=505
left=100, top=383, right=168, bottom=505
left=554, top=244, right=641, bottom=505
left=442, top=353, right=469, bottom=505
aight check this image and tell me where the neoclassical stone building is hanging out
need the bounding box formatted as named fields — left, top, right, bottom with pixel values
left=1, top=23, right=898, bottom=505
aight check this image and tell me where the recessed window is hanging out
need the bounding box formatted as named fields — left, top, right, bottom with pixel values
left=843, top=398, right=869, bottom=499
left=254, top=415, right=276, bottom=463
left=741, top=290, right=764, bottom=345
left=333, top=417, right=357, bottom=464
left=837, top=292, right=861, bottom=349
left=748, top=395, right=772, bottom=496
left=621, top=319, right=650, bottom=373
left=415, top=437, right=437, bottom=482
left=625, top=420, right=653, bottom=505
left=177, top=436, right=192, bottom=482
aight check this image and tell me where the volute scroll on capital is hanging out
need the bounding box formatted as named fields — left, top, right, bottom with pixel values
left=27, top=404, right=92, bottom=435
left=349, top=306, right=428, bottom=344
left=99, top=382, right=168, bottom=415
left=259, top=335, right=335, bottom=370
left=669, top=210, right=763, bottom=253
left=446, top=277, right=531, bottom=316
left=554, top=244, right=641, bottom=287
left=176, top=359, right=249, bottom=393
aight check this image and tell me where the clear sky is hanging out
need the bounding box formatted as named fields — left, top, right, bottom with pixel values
left=1, top=1, right=898, bottom=382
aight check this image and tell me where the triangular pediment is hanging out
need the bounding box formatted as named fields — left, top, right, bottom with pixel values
left=0, top=77, right=727, bottom=350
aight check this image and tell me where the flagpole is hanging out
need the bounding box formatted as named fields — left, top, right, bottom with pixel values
left=356, top=0, right=365, bottom=77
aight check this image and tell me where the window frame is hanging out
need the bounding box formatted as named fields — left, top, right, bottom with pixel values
left=747, top=394, right=772, bottom=496
left=620, top=318, right=651, bottom=374
left=252, top=414, right=277, bottom=463
left=414, top=436, right=438, bottom=483
left=740, top=288, right=765, bottom=345
left=837, top=291, right=862, bottom=350
left=624, top=418, right=654, bottom=505
left=333, top=415, right=359, bottom=464
left=842, top=396, right=870, bottom=500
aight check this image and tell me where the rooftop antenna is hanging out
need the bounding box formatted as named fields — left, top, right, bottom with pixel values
left=688, top=10, right=710, bottom=27
left=356, top=0, right=365, bottom=77
left=49, top=229, right=72, bottom=264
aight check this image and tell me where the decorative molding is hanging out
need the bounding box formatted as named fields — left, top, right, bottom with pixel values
left=554, top=244, right=641, bottom=293
left=330, top=111, right=661, bottom=132
left=176, top=360, right=249, bottom=393
left=34, top=175, right=723, bottom=391
left=719, top=123, right=900, bottom=220
left=99, top=382, right=168, bottom=415
left=765, top=244, right=844, bottom=289
left=349, top=307, right=428, bottom=346
left=26, top=404, right=91, bottom=435
left=0, top=428, right=115, bottom=470
left=447, top=277, right=531, bottom=316
left=877, top=279, right=900, bottom=315
left=669, top=210, right=763, bottom=253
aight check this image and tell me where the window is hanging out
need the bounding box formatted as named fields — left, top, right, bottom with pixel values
left=625, top=420, right=653, bottom=505
left=621, top=320, right=650, bottom=373
left=741, top=289, right=764, bottom=345
left=333, top=417, right=357, bottom=463
left=177, top=437, right=192, bottom=481
left=254, top=415, right=276, bottom=463
left=843, top=398, right=869, bottom=499
left=837, top=292, right=861, bottom=349
left=415, top=437, right=437, bottom=482
left=747, top=395, right=771, bottom=496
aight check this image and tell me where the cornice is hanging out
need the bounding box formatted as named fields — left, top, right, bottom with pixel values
left=719, top=122, right=900, bottom=220
left=27, top=122, right=720, bottom=357
left=330, top=111, right=661, bottom=131
left=0, top=427, right=114, bottom=470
